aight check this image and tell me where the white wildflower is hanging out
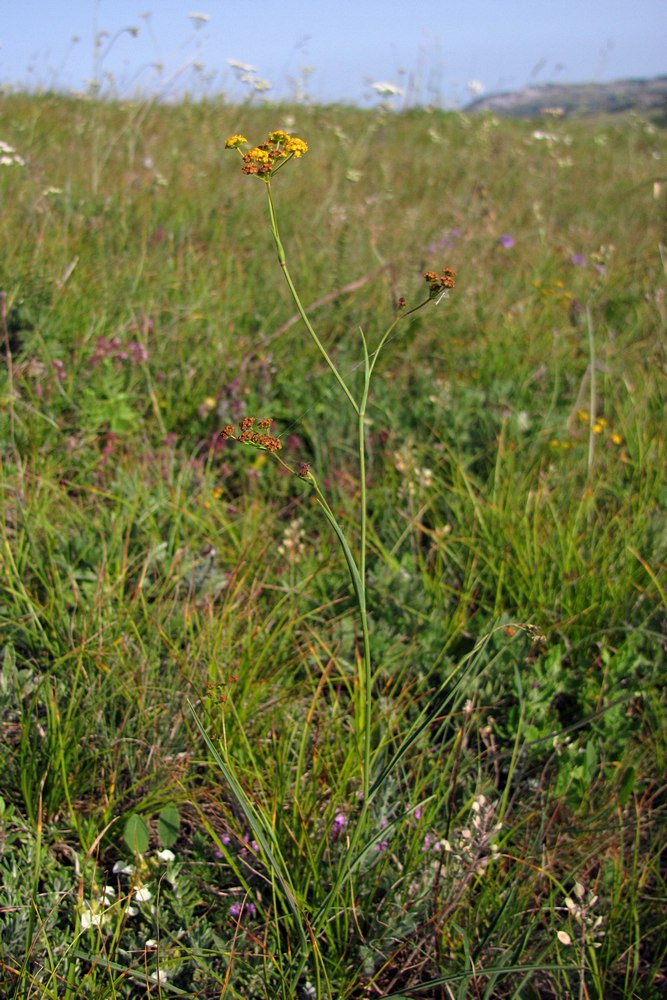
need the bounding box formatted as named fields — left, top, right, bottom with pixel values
left=112, top=861, right=135, bottom=875
left=414, top=467, right=433, bottom=491
left=371, top=81, right=403, bottom=97
left=532, top=130, right=559, bottom=143
left=228, top=58, right=257, bottom=73
left=0, top=145, right=24, bottom=166
left=80, top=904, right=102, bottom=930
left=277, top=518, right=307, bottom=565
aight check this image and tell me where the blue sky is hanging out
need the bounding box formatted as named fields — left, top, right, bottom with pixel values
left=1, top=1, right=665, bottom=105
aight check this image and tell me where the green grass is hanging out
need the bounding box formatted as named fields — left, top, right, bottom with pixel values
left=0, top=92, right=665, bottom=998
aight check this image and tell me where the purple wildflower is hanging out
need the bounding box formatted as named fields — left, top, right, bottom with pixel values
left=128, top=341, right=149, bottom=363
left=498, top=234, right=515, bottom=249
left=428, top=227, right=462, bottom=253
left=331, top=811, right=347, bottom=837
left=570, top=253, right=587, bottom=267
left=229, top=900, right=257, bottom=919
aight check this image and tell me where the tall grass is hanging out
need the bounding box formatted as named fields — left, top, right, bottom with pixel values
left=0, top=92, right=665, bottom=997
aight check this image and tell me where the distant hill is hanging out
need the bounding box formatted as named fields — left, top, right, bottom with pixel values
left=464, top=76, right=667, bottom=119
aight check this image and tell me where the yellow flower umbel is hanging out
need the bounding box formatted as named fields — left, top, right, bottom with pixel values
left=225, top=130, right=308, bottom=180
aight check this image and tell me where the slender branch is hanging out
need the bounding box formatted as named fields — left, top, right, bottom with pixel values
left=263, top=267, right=385, bottom=344
left=266, top=183, right=359, bottom=414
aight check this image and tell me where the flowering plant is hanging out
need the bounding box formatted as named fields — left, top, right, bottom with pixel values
left=191, top=127, right=458, bottom=990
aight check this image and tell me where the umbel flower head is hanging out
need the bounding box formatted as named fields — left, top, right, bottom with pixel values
left=222, top=416, right=282, bottom=453
left=225, top=130, right=308, bottom=178
left=424, top=268, right=456, bottom=297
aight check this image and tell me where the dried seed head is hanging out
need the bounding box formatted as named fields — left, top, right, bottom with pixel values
left=425, top=267, right=457, bottom=295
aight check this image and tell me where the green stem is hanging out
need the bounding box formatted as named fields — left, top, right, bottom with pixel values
left=307, top=465, right=372, bottom=801
left=357, top=331, right=372, bottom=801
left=585, top=304, right=596, bottom=482
left=266, top=182, right=359, bottom=414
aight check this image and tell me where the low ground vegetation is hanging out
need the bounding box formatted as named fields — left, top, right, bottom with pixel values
left=0, top=94, right=665, bottom=997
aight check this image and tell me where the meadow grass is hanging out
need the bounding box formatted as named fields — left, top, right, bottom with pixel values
left=0, top=92, right=665, bottom=998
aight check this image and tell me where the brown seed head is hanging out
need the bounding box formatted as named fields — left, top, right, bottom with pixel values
left=425, top=267, right=457, bottom=295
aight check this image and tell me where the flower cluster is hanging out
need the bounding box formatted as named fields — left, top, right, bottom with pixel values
left=393, top=446, right=435, bottom=502
left=424, top=267, right=456, bottom=297
left=225, top=129, right=308, bottom=178
left=277, top=517, right=307, bottom=565
left=229, top=898, right=257, bottom=920
left=532, top=277, right=573, bottom=307
left=557, top=880, right=605, bottom=949
left=0, top=140, right=25, bottom=167
left=576, top=409, right=623, bottom=445
left=91, top=334, right=149, bottom=367
left=222, top=416, right=282, bottom=453
left=550, top=408, right=625, bottom=453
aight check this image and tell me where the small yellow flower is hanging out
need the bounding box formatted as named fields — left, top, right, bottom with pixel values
left=246, top=146, right=271, bottom=163
left=611, top=433, right=623, bottom=445
left=268, top=129, right=290, bottom=143
left=284, top=136, right=308, bottom=157
left=225, top=134, right=248, bottom=148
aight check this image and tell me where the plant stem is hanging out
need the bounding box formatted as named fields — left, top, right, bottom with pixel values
left=586, top=304, right=596, bottom=480
left=266, top=182, right=359, bottom=414
left=357, top=331, right=373, bottom=801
